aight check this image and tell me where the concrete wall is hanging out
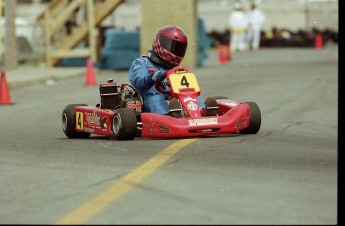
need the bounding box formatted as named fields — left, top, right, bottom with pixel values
left=104, top=0, right=338, bottom=32
left=13, top=0, right=338, bottom=62
left=197, top=0, right=338, bottom=32
left=140, top=0, right=198, bottom=68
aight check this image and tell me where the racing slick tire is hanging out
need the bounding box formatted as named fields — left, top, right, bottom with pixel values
left=239, top=102, right=261, bottom=134
left=112, top=108, right=137, bottom=140
left=62, top=104, right=91, bottom=138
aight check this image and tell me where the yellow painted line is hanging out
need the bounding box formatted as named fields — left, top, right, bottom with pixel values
left=55, top=138, right=197, bottom=225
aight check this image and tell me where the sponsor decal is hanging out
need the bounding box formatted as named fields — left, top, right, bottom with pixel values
left=189, top=128, right=221, bottom=133
left=143, top=118, right=171, bottom=135
left=76, top=111, right=83, bottom=130
left=84, top=128, right=94, bottom=133
left=183, top=97, right=197, bottom=102
left=236, top=109, right=250, bottom=129
left=187, top=101, right=199, bottom=111
left=199, top=128, right=213, bottom=132
left=179, top=88, right=195, bottom=93
left=143, top=117, right=157, bottom=135
left=174, top=69, right=187, bottom=74
left=188, top=118, right=218, bottom=126
left=86, top=112, right=101, bottom=125
left=235, top=118, right=242, bottom=128
left=188, top=128, right=220, bottom=133
left=99, top=116, right=108, bottom=130
left=126, top=101, right=142, bottom=112
left=85, top=112, right=108, bottom=131
left=157, top=124, right=171, bottom=134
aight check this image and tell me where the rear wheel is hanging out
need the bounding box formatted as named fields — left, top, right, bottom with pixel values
left=240, top=102, right=261, bottom=134
left=204, top=97, right=218, bottom=116
left=112, top=108, right=137, bottom=140
left=62, top=104, right=91, bottom=138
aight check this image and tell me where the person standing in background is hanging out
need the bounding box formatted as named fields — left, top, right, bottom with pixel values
left=246, top=2, right=266, bottom=50
left=229, top=1, right=248, bottom=53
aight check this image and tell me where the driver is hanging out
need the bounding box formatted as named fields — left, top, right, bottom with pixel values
left=129, top=25, right=216, bottom=117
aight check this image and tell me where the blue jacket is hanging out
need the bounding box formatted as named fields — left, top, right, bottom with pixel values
left=129, top=51, right=205, bottom=114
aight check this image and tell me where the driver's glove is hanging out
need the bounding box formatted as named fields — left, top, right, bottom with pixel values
left=152, top=71, right=165, bottom=82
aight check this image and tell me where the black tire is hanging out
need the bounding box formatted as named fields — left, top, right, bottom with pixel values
left=112, top=108, right=137, bottom=140
left=240, top=102, right=261, bottom=134
left=62, top=104, right=91, bottom=138
left=204, top=97, right=218, bottom=116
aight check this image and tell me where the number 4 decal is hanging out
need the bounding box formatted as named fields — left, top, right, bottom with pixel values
left=180, top=75, right=190, bottom=87
left=76, top=112, right=83, bottom=130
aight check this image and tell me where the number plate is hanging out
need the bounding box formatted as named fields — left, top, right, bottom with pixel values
left=169, top=73, right=200, bottom=94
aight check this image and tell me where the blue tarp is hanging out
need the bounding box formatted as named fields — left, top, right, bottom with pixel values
left=98, top=29, right=140, bottom=70
left=60, top=18, right=211, bottom=69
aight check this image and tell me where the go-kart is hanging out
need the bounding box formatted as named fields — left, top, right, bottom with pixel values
left=62, top=65, right=261, bottom=140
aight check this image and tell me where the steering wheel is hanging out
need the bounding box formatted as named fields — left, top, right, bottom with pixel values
left=154, top=81, right=172, bottom=94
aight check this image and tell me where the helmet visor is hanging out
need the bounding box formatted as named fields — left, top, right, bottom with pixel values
left=159, top=35, right=187, bottom=57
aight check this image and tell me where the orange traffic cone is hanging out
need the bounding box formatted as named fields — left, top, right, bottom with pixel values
left=315, top=33, right=323, bottom=49
left=218, top=45, right=230, bottom=64
left=85, top=58, right=97, bottom=86
left=0, top=70, right=13, bottom=105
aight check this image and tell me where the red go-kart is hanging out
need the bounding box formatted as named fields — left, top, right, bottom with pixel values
left=62, top=66, right=261, bottom=140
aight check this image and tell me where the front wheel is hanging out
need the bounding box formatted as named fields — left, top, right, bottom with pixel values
left=240, top=102, right=261, bottom=134
left=112, top=108, right=137, bottom=140
left=62, top=104, right=91, bottom=138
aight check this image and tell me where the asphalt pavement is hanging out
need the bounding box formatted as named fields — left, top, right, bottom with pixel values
left=3, top=64, right=85, bottom=89
left=0, top=43, right=338, bottom=224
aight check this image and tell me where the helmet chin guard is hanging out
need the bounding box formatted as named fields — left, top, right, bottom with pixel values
left=147, top=51, right=175, bottom=69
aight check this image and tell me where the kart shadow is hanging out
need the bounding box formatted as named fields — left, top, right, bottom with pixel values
left=58, top=133, right=246, bottom=141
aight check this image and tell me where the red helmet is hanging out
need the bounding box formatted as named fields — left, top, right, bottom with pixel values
left=152, top=25, right=188, bottom=66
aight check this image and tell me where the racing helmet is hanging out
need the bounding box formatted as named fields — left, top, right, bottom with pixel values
left=152, top=25, right=188, bottom=66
